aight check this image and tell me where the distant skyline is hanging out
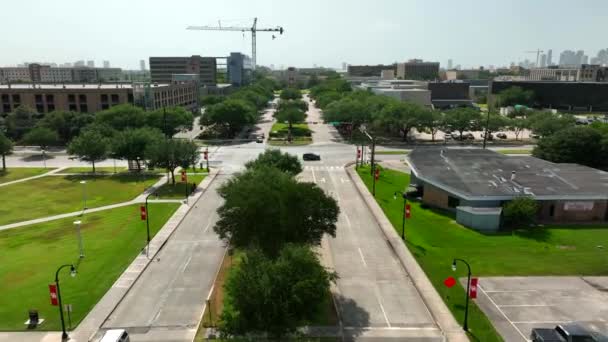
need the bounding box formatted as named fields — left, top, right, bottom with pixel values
left=1, top=0, right=607, bottom=69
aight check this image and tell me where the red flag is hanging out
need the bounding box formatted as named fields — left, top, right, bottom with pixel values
left=203, top=151, right=208, bottom=160
left=374, top=168, right=380, bottom=180
left=357, top=149, right=361, bottom=158
left=469, top=278, right=478, bottom=299
left=181, top=170, right=187, bottom=182
left=405, top=204, right=411, bottom=219
left=49, top=284, right=58, bottom=306
left=140, top=205, right=147, bottom=221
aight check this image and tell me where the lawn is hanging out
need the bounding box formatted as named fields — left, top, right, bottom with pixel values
left=375, top=150, right=409, bottom=155
left=357, top=166, right=608, bottom=342
left=154, top=174, right=206, bottom=199
left=0, top=168, right=52, bottom=184
left=0, top=174, right=161, bottom=226
left=496, top=149, right=532, bottom=155
left=269, top=123, right=313, bottom=146
left=60, top=167, right=128, bottom=174
left=0, top=203, right=180, bottom=330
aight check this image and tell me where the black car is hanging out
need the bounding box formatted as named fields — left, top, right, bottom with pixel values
left=303, top=153, right=321, bottom=161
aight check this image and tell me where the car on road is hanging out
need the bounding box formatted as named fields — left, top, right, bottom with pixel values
left=303, top=153, right=321, bottom=161
left=496, top=132, right=507, bottom=139
left=531, top=324, right=604, bottom=342
left=465, top=133, right=475, bottom=140
left=100, top=329, right=130, bottom=342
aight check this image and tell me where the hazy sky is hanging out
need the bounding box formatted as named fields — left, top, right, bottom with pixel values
left=1, top=0, right=606, bottom=69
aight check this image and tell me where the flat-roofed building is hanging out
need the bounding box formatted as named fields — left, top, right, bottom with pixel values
left=348, top=64, right=395, bottom=77
left=0, top=65, right=123, bottom=83
left=149, top=55, right=217, bottom=85
left=227, top=52, right=253, bottom=87
left=0, top=81, right=199, bottom=115
left=396, top=59, right=440, bottom=80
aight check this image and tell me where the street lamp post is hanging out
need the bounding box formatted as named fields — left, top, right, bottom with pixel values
left=452, top=258, right=472, bottom=332
left=79, top=180, right=87, bottom=213
left=393, top=191, right=408, bottom=240
left=73, top=220, right=85, bottom=258
left=54, top=264, right=76, bottom=341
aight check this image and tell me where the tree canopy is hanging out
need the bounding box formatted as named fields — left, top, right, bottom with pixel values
left=111, top=127, right=163, bottom=171
left=203, top=99, right=257, bottom=137
left=443, top=107, right=482, bottom=139
left=6, top=105, right=38, bottom=140
left=146, top=106, right=194, bottom=137
left=279, top=87, right=301, bottom=101
left=497, top=86, right=535, bottom=107
left=245, top=149, right=302, bottom=175
left=39, top=110, right=94, bottom=143
left=0, top=131, right=13, bottom=171
left=214, top=166, right=339, bottom=257
left=527, top=111, right=575, bottom=137
left=532, top=126, right=607, bottom=168
left=503, top=197, right=539, bottom=228
left=146, top=138, right=200, bottom=183
left=67, top=129, right=110, bottom=173
left=95, top=104, right=147, bottom=131
left=23, top=126, right=59, bottom=149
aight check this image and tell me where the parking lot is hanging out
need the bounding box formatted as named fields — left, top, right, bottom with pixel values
left=473, top=277, right=608, bottom=341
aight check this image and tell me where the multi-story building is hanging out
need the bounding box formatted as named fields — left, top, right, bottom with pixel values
left=96, top=68, right=122, bottom=81
left=525, top=64, right=607, bottom=82
left=139, top=60, right=146, bottom=71
left=396, top=60, right=440, bottom=80
left=0, top=64, right=123, bottom=83
left=546, top=49, right=553, bottom=66
left=103, top=61, right=110, bottom=68
left=86, top=60, right=95, bottom=68
left=227, top=52, right=253, bottom=87
left=347, top=64, right=395, bottom=77
left=445, top=69, right=481, bottom=80
left=0, top=81, right=199, bottom=115
left=149, top=55, right=217, bottom=86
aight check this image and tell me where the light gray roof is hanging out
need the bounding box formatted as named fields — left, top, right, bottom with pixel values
left=408, top=148, right=608, bottom=200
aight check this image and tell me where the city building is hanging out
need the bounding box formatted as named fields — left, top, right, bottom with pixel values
left=521, top=64, right=608, bottom=82
left=539, top=54, right=547, bottom=68
left=0, top=64, right=123, bottom=83
left=380, top=69, right=395, bottom=80
left=546, top=49, right=553, bottom=66
left=408, top=148, right=608, bottom=232
left=447, top=59, right=453, bottom=70
left=149, top=55, right=217, bottom=86
left=347, top=64, right=395, bottom=77
left=489, top=80, right=608, bottom=112
left=396, top=59, right=440, bottom=80
left=0, top=81, right=199, bottom=115
left=358, top=79, right=471, bottom=108
left=103, top=60, right=110, bottom=68
left=227, top=52, right=253, bottom=87
left=427, top=82, right=472, bottom=108
left=74, top=60, right=85, bottom=67
left=445, top=69, right=480, bottom=80
left=139, top=59, right=146, bottom=71
left=86, top=60, right=94, bottom=68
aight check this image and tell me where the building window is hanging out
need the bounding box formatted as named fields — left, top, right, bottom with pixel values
left=36, top=104, right=45, bottom=113
left=1, top=94, right=8, bottom=103
left=549, top=204, right=555, bottom=217
left=79, top=104, right=88, bottom=113
left=69, top=104, right=77, bottom=111
left=35, top=94, right=43, bottom=103
left=101, top=94, right=108, bottom=102
left=47, top=104, right=55, bottom=112
left=46, top=94, right=54, bottom=103
left=127, top=93, right=133, bottom=103
left=111, top=94, right=119, bottom=103
left=448, top=196, right=460, bottom=208
left=68, top=94, right=76, bottom=103
left=2, top=104, right=10, bottom=113
left=12, top=94, right=20, bottom=103
left=79, top=94, right=87, bottom=102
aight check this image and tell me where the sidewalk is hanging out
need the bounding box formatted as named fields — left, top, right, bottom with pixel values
left=345, top=164, right=469, bottom=342
left=0, top=167, right=67, bottom=188
left=0, top=169, right=220, bottom=342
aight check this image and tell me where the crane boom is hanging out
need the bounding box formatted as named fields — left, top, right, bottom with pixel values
left=524, top=49, right=544, bottom=67
left=187, top=17, right=284, bottom=70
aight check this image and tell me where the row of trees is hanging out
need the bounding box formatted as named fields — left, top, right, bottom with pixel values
left=214, top=150, right=339, bottom=338
left=274, top=88, right=307, bottom=141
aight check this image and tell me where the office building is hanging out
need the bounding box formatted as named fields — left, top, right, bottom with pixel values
left=139, top=60, right=146, bottom=71
left=380, top=69, right=395, bottom=80
left=347, top=64, right=395, bottom=77
left=227, top=52, right=253, bottom=87
left=74, top=60, right=85, bottom=67
left=86, top=60, right=95, bottom=68
left=539, top=54, right=547, bottom=68
left=149, top=55, right=217, bottom=86
left=445, top=69, right=480, bottom=80
left=0, top=64, right=123, bottom=83
left=447, top=59, right=453, bottom=70
left=103, top=61, right=110, bottom=68
left=358, top=79, right=471, bottom=108
left=523, top=64, right=608, bottom=82
left=396, top=59, right=440, bottom=80
left=546, top=49, right=553, bottom=66
left=0, top=81, right=199, bottom=114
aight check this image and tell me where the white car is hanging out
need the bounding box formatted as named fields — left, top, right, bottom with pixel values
left=100, top=329, right=129, bottom=342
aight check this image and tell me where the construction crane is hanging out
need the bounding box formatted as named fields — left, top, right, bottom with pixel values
left=187, top=18, right=284, bottom=70
left=524, top=49, right=544, bottom=67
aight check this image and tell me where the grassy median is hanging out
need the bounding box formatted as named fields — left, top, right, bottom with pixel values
left=0, top=168, right=52, bottom=184
left=0, top=203, right=180, bottom=330
left=0, top=174, right=160, bottom=226
left=357, top=165, right=608, bottom=341
left=154, top=174, right=207, bottom=199
left=268, top=123, right=313, bottom=146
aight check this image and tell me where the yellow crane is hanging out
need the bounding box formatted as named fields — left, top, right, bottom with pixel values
left=187, top=18, right=284, bottom=70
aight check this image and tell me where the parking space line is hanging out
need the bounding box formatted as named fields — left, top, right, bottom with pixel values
left=478, top=284, right=530, bottom=342
left=311, top=168, right=317, bottom=183
left=511, top=321, right=569, bottom=324
left=358, top=248, right=368, bottom=267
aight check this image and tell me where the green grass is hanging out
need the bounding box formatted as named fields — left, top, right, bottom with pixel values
left=60, top=167, right=127, bottom=174
left=271, top=123, right=311, bottom=137
left=154, top=174, right=206, bottom=199
left=0, top=203, right=180, bottom=330
left=0, top=168, right=52, bottom=184
left=0, top=174, right=161, bottom=226
left=357, top=166, right=608, bottom=341
left=375, top=150, right=409, bottom=155
left=496, top=149, right=532, bottom=155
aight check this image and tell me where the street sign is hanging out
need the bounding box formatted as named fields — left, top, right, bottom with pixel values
left=49, top=284, right=58, bottom=306
left=405, top=204, right=411, bottom=218
left=181, top=170, right=187, bottom=182
left=469, top=278, right=478, bottom=299
left=140, top=205, right=147, bottom=221
left=443, top=276, right=456, bottom=288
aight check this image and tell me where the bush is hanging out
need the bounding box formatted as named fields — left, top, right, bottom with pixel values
left=503, top=197, right=539, bottom=228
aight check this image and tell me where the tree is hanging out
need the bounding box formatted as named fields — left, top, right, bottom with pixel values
left=323, top=96, right=372, bottom=127
left=443, top=107, right=481, bottom=140
left=220, top=245, right=337, bottom=338
left=200, top=95, right=225, bottom=107
left=274, top=106, right=306, bottom=142
left=6, top=105, right=38, bottom=140
left=507, top=117, right=529, bottom=141
left=306, top=74, right=320, bottom=88
left=532, top=126, right=607, bottom=168
left=112, top=127, right=163, bottom=171
left=481, top=112, right=509, bottom=135
left=67, top=129, right=110, bottom=173
left=146, top=138, right=200, bottom=184
left=214, top=166, right=339, bottom=257
left=280, top=87, right=301, bottom=101
left=203, top=99, right=257, bottom=137
left=146, top=106, right=194, bottom=137
left=95, top=104, right=147, bottom=131
left=277, top=99, right=308, bottom=113
left=39, top=110, right=94, bottom=143
left=245, top=149, right=302, bottom=175
left=527, top=111, right=575, bottom=137
left=0, top=131, right=13, bottom=171
left=497, top=86, right=535, bottom=107
left=503, top=197, right=539, bottom=228
left=417, top=110, right=444, bottom=142
left=376, top=101, right=425, bottom=141
left=23, top=126, right=58, bottom=150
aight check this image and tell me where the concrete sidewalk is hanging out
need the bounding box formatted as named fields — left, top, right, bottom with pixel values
left=346, top=165, right=469, bottom=342
left=0, top=169, right=220, bottom=342
left=0, top=167, right=67, bottom=187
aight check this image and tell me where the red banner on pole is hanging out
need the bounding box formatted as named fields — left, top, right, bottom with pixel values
left=181, top=170, right=187, bottom=182
left=405, top=203, right=411, bottom=219
left=375, top=168, right=380, bottom=180
left=469, top=278, right=478, bottom=299
left=49, top=284, right=58, bottom=306
left=203, top=151, right=208, bottom=160
left=357, top=149, right=361, bottom=158
left=140, top=205, right=147, bottom=221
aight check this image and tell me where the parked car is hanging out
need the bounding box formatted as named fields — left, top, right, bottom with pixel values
left=465, top=133, right=475, bottom=140
left=100, top=329, right=130, bottom=342
left=256, top=136, right=264, bottom=143
left=303, top=153, right=321, bottom=161
left=531, top=324, right=605, bottom=342
left=480, top=132, right=494, bottom=140
left=496, top=133, right=508, bottom=139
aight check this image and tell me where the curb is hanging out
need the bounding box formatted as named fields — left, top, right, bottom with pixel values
left=344, top=163, right=469, bottom=342
left=80, top=169, right=221, bottom=342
